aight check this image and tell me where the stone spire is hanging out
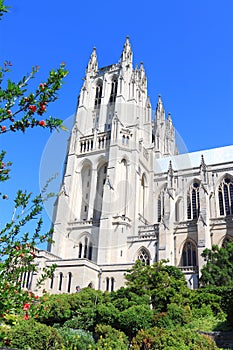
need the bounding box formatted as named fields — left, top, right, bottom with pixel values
left=200, top=154, right=207, bottom=183
left=155, top=95, right=165, bottom=123
left=120, top=36, right=133, bottom=69
left=86, top=47, right=98, bottom=75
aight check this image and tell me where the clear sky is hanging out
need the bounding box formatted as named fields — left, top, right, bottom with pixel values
left=0, top=0, right=232, bottom=232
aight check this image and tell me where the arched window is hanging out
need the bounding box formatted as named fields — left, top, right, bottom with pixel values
left=58, top=273, right=63, bottom=291
left=140, top=174, right=147, bottom=218
left=137, top=248, right=150, bottom=265
left=106, top=277, right=109, bottom=291
left=84, top=238, right=88, bottom=258
left=78, top=243, right=82, bottom=258
left=94, top=81, right=102, bottom=109
left=110, top=277, right=115, bottom=292
left=93, top=162, right=107, bottom=221
left=67, top=272, right=72, bottom=293
left=109, top=77, right=118, bottom=103
left=181, top=241, right=197, bottom=267
left=80, top=164, right=92, bottom=221
left=187, top=182, right=200, bottom=219
left=50, top=273, right=54, bottom=289
left=88, top=243, right=93, bottom=260
left=218, top=177, right=233, bottom=216
left=157, top=192, right=164, bottom=222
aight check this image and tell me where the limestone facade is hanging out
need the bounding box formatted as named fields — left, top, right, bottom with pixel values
left=32, top=38, right=233, bottom=294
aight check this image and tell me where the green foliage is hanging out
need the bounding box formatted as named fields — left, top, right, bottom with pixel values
left=0, top=0, right=68, bottom=320
left=118, top=304, right=154, bottom=338
left=64, top=307, right=96, bottom=331
left=95, top=324, right=129, bottom=350
left=107, top=287, right=151, bottom=311
left=125, top=260, right=190, bottom=311
left=96, top=302, right=119, bottom=327
left=38, top=288, right=103, bottom=328
left=0, top=0, right=9, bottom=20
left=154, top=303, right=192, bottom=329
left=200, top=243, right=233, bottom=287
left=0, top=61, right=68, bottom=134
left=131, top=327, right=218, bottom=350
left=57, top=327, right=95, bottom=350
left=196, top=286, right=233, bottom=328
left=38, top=294, right=73, bottom=325
left=2, top=319, right=62, bottom=350
left=189, top=288, right=222, bottom=315
left=189, top=305, right=227, bottom=332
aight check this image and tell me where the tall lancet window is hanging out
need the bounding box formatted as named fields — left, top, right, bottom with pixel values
left=140, top=174, right=147, bottom=218
left=109, top=77, right=118, bottom=103
left=80, top=164, right=92, bottom=220
left=118, top=159, right=128, bottom=216
left=218, top=177, right=233, bottom=216
left=181, top=241, right=197, bottom=267
left=94, top=80, right=103, bottom=109
left=157, top=190, right=165, bottom=223
left=93, top=162, right=107, bottom=221
left=187, top=182, right=200, bottom=220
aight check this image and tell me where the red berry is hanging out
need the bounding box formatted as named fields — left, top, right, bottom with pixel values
left=39, top=120, right=46, bottom=126
left=28, top=105, right=37, bottom=112
left=7, top=109, right=12, bottom=115
left=1, top=126, right=6, bottom=132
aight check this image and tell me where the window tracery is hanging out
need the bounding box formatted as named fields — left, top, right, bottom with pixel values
left=218, top=177, right=233, bottom=216
left=137, top=248, right=150, bottom=265
left=181, top=241, right=197, bottom=267
left=187, top=182, right=200, bottom=219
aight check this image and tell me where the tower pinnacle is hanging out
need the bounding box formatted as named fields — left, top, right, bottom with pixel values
left=86, top=47, right=98, bottom=75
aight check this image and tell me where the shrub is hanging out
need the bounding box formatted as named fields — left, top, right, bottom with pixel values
left=154, top=303, right=191, bottom=329
left=95, top=324, right=129, bottom=349
left=3, top=319, right=62, bottom=350
left=118, top=304, right=153, bottom=338
left=38, top=294, right=72, bottom=326
left=64, top=307, right=96, bottom=331
left=96, top=302, right=119, bottom=327
left=57, top=327, right=95, bottom=350
left=131, top=327, right=218, bottom=350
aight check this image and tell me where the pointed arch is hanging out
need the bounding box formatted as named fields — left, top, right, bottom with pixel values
left=217, top=175, right=233, bottom=216
left=135, top=246, right=151, bottom=265
left=58, top=272, right=63, bottom=291
left=93, top=160, right=108, bottom=221
left=187, top=180, right=200, bottom=220
left=80, top=162, right=92, bottom=220
left=180, top=240, right=197, bottom=267
left=67, top=272, right=72, bottom=293
left=109, top=75, right=118, bottom=104
left=94, top=79, right=103, bottom=109
left=140, top=173, right=148, bottom=218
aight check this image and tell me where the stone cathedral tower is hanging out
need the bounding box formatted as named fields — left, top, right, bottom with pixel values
left=32, top=38, right=233, bottom=294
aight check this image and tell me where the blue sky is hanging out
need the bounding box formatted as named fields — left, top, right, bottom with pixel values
left=0, top=0, right=232, bottom=232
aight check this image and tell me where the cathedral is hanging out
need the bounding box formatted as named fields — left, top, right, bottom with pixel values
left=32, top=37, right=233, bottom=293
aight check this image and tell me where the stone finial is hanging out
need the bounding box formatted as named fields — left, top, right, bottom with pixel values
left=121, top=36, right=133, bottom=66
left=86, top=47, right=98, bottom=75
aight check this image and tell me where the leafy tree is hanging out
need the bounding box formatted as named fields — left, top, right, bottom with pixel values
left=200, top=242, right=233, bottom=287
left=0, top=0, right=68, bottom=320
left=125, top=260, right=190, bottom=311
